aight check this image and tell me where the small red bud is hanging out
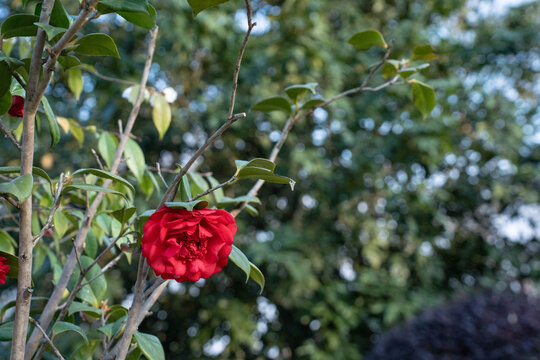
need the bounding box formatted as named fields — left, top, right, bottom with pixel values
left=8, top=95, right=24, bottom=117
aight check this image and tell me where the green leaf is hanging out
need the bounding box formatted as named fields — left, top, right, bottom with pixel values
left=244, top=204, right=259, bottom=216
left=301, top=97, right=325, bottom=111
left=249, top=262, right=265, bottom=294
left=0, top=250, right=18, bottom=278
left=111, top=207, right=137, bottom=224
left=152, top=93, right=171, bottom=140
left=228, top=245, right=251, bottom=282
left=207, top=176, right=224, bottom=203
left=348, top=30, right=387, bottom=51
left=68, top=302, right=103, bottom=318
left=118, top=4, right=156, bottom=29
left=98, top=132, right=118, bottom=169
left=179, top=174, right=192, bottom=202
left=0, top=90, right=12, bottom=115
left=75, top=34, right=120, bottom=58
left=0, top=230, right=16, bottom=254
left=217, top=195, right=260, bottom=207
left=134, top=331, right=165, bottom=360
left=410, top=79, right=436, bottom=118
left=398, top=64, right=429, bottom=79
left=98, top=315, right=127, bottom=339
left=124, top=138, right=145, bottom=183
left=0, top=174, right=33, bottom=202
left=252, top=97, right=292, bottom=114
left=53, top=210, right=69, bottom=237
left=382, top=60, right=400, bottom=79
left=68, top=68, right=83, bottom=101
left=52, top=322, right=88, bottom=344
left=187, top=0, right=231, bottom=15
left=58, top=55, right=81, bottom=70
left=1, top=14, right=39, bottom=38
left=100, top=0, right=150, bottom=13
left=41, top=96, right=61, bottom=146
left=0, top=322, right=14, bottom=341
left=0, top=166, right=52, bottom=189
left=0, top=61, right=11, bottom=97
left=70, top=255, right=108, bottom=307
left=234, top=158, right=295, bottom=190
left=164, top=200, right=209, bottom=211
left=62, top=184, right=127, bottom=200
left=34, top=22, right=67, bottom=40
left=284, top=83, right=318, bottom=101
left=411, top=44, right=438, bottom=61
left=72, top=168, right=135, bottom=193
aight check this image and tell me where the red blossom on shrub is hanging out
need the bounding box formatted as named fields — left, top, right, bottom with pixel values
left=8, top=95, right=24, bottom=117
left=0, top=256, right=10, bottom=284
left=141, top=207, right=236, bottom=282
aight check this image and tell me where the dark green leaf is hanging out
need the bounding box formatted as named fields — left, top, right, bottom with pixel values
left=249, top=262, right=265, bottom=294
left=67, top=68, right=83, bottom=100
left=52, top=322, right=88, bottom=343
left=301, top=97, right=325, bottom=111
left=0, top=174, right=33, bottom=202
left=0, top=322, right=14, bottom=341
left=187, top=0, right=231, bottom=15
left=134, top=331, right=165, bottom=360
left=75, top=34, right=120, bottom=58
left=1, top=15, right=39, bottom=38
left=382, top=60, right=400, bottom=79
left=0, top=166, right=52, bottom=188
left=50, top=0, right=71, bottom=28
left=34, top=22, right=66, bottom=40
left=72, top=168, right=135, bottom=193
left=68, top=302, right=103, bottom=318
left=100, top=0, right=149, bottom=13
left=410, top=79, right=436, bottom=118
left=118, top=4, right=156, bottom=29
left=164, top=200, right=209, bottom=211
left=348, top=30, right=387, bottom=50
left=0, top=90, right=12, bottom=115
left=229, top=245, right=250, bottom=282
left=58, top=55, right=81, bottom=70
left=41, top=96, right=61, bottom=146
left=0, top=61, right=11, bottom=97
left=411, top=44, right=438, bottom=61
left=252, top=97, right=292, bottom=114
left=62, top=184, right=127, bottom=200
left=284, top=82, right=318, bottom=101
left=111, top=207, right=137, bottom=224
left=244, top=204, right=259, bottom=216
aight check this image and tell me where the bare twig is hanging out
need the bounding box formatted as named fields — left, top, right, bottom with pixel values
left=80, top=66, right=137, bottom=86
left=0, top=121, right=22, bottom=151
left=190, top=176, right=236, bottom=201
left=156, top=162, right=168, bottom=187
left=24, top=27, right=159, bottom=359
left=231, top=45, right=397, bottom=217
left=12, top=72, right=27, bottom=90
left=28, top=318, right=65, bottom=360
left=32, top=173, right=66, bottom=247
left=80, top=252, right=124, bottom=288
left=143, top=277, right=166, bottom=298
left=158, top=112, right=246, bottom=207
left=1, top=194, right=20, bottom=209
left=91, top=149, right=105, bottom=170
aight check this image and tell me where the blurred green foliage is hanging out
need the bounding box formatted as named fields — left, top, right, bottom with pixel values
left=1, top=0, right=539, bottom=359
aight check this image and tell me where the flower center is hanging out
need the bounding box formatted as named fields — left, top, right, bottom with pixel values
left=175, top=232, right=207, bottom=259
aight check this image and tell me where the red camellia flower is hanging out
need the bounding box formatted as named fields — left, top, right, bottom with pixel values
left=0, top=256, right=10, bottom=284
left=8, top=95, right=24, bottom=117
left=142, top=207, right=236, bottom=282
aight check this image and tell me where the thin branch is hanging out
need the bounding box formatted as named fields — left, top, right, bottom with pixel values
left=12, top=72, right=27, bottom=90
left=28, top=318, right=65, bottom=360
left=143, top=277, right=166, bottom=298
left=72, top=238, right=84, bottom=274
left=32, top=173, right=66, bottom=247
left=25, top=25, right=159, bottom=360
left=80, top=66, right=137, bottom=85
left=0, top=120, right=22, bottom=151
left=159, top=112, right=246, bottom=207
left=1, top=194, right=20, bottom=209
left=80, top=252, right=124, bottom=288
left=156, top=162, right=168, bottom=187
left=91, top=149, right=105, bottom=170
left=227, top=0, right=256, bottom=119
left=190, top=176, right=236, bottom=202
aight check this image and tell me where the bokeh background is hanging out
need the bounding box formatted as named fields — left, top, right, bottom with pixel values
left=1, top=0, right=540, bottom=358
